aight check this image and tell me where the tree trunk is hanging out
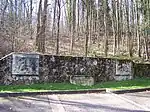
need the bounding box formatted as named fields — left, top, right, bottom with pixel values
left=136, top=0, right=141, bottom=57
left=56, top=0, right=61, bottom=55
left=70, top=0, right=76, bottom=54
left=36, top=0, right=42, bottom=51
left=40, top=0, right=48, bottom=53
left=111, top=0, right=117, bottom=56
left=77, top=0, right=80, bottom=39
left=144, top=0, right=149, bottom=59
left=125, top=0, right=132, bottom=57
left=104, top=0, right=108, bottom=57
left=52, top=0, right=57, bottom=38
left=116, top=0, right=120, bottom=54
left=30, top=0, right=33, bottom=39
left=85, top=0, right=89, bottom=56
left=1, top=0, right=8, bottom=27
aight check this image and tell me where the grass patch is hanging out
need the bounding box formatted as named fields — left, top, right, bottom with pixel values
left=0, top=78, right=150, bottom=93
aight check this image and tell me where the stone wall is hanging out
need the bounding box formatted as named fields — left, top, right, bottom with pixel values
left=0, top=53, right=134, bottom=85
left=134, top=63, right=150, bottom=78
left=0, top=53, right=39, bottom=85
left=39, top=55, right=117, bottom=83
left=0, top=54, right=12, bottom=85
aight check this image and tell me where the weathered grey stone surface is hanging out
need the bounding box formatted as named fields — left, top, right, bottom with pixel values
left=134, top=63, right=150, bottom=78
left=115, top=60, right=133, bottom=81
left=0, top=54, right=12, bottom=85
left=12, top=54, right=39, bottom=75
left=0, top=53, right=136, bottom=85
left=0, top=53, right=40, bottom=85
left=39, top=55, right=117, bottom=83
left=70, top=75, right=95, bottom=86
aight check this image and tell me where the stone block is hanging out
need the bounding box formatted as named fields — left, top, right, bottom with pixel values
left=12, top=53, right=39, bottom=75
left=70, top=75, right=95, bottom=86
left=114, top=75, right=132, bottom=81
left=114, top=60, right=133, bottom=81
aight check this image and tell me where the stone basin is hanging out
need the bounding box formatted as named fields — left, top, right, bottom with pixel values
left=70, top=75, right=95, bottom=86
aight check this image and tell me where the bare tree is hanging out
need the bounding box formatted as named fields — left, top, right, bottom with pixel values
left=36, top=0, right=42, bottom=50
left=30, top=0, right=33, bottom=39
left=36, top=0, right=49, bottom=53
left=103, top=0, right=108, bottom=57
left=135, top=0, right=141, bottom=57
left=0, top=0, right=149, bottom=60
left=70, top=0, right=76, bottom=54
left=52, top=0, right=57, bottom=38
left=85, top=0, right=89, bottom=56
left=40, top=0, right=48, bottom=53
left=56, top=0, right=61, bottom=55
left=125, top=0, right=133, bottom=57
left=111, top=0, right=117, bottom=55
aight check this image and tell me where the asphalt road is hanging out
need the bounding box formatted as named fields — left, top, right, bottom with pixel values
left=0, top=91, right=150, bottom=112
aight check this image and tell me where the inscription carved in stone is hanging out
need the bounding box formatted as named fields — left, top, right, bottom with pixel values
left=12, top=54, right=39, bottom=75
left=115, top=61, right=132, bottom=81
left=116, top=61, right=132, bottom=75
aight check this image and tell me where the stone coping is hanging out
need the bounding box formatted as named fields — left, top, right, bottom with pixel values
left=9, top=52, right=133, bottom=61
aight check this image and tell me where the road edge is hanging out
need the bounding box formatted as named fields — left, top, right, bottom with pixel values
left=0, top=89, right=106, bottom=97
left=108, top=88, right=150, bottom=94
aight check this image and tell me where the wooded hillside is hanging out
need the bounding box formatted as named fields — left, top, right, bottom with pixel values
left=0, top=0, right=150, bottom=61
